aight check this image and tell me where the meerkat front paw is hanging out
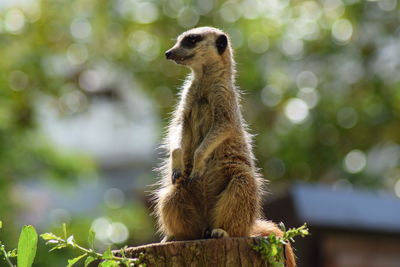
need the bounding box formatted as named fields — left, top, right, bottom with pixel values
left=186, top=160, right=205, bottom=185
left=171, top=148, right=185, bottom=185
left=171, top=168, right=183, bottom=185
left=185, top=171, right=199, bottom=186
left=210, top=228, right=229, bottom=239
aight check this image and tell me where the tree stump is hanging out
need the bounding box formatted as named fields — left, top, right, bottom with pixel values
left=114, top=237, right=268, bottom=267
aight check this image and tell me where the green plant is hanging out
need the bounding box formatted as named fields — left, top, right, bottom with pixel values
left=41, top=224, right=146, bottom=267
left=1, top=220, right=308, bottom=267
left=1, top=222, right=146, bottom=267
left=253, top=223, right=309, bottom=267
left=0, top=221, right=38, bottom=267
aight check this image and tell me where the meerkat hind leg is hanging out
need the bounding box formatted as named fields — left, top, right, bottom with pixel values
left=158, top=186, right=204, bottom=240
left=212, top=172, right=258, bottom=237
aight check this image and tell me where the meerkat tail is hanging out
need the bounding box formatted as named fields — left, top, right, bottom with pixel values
left=251, top=219, right=297, bottom=267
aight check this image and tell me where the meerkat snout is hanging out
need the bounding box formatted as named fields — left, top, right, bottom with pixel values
left=165, top=50, right=172, bottom=59
left=165, top=27, right=230, bottom=67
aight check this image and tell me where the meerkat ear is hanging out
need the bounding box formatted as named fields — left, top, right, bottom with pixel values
left=215, top=34, right=228, bottom=55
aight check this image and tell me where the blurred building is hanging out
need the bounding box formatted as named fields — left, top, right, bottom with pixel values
left=264, top=183, right=400, bottom=267
left=37, top=65, right=159, bottom=169
left=14, top=65, right=161, bottom=246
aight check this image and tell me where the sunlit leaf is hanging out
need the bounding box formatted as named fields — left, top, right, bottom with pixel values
left=7, top=248, right=17, bottom=258
left=84, top=256, right=96, bottom=267
left=49, top=243, right=67, bottom=252
left=88, top=229, right=95, bottom=248
left=67, top=235, right=75, bottom=245
left=67, top=253, right=87, bottom=267
left=40, top=233, right=59, bottom=241
left=278, top=222, right=285, bottom=232
left=17, top=225, right=38, bottom=267
left=103, top=247, right=113, bottom=259
left=46, top=240, right=60, bottom=244
left=63, top=223, right=68, bottom=239
left=99, top=260, right=120, bottom=267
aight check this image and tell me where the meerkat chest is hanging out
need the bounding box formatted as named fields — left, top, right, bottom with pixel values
left=184, top=94, right=212, bottom=139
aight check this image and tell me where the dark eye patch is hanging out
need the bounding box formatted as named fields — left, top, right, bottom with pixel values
left=181, top=34, right=203, bottom=48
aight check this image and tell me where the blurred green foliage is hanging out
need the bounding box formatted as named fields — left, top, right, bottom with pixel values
left=1, top=0, right=400, bottom=266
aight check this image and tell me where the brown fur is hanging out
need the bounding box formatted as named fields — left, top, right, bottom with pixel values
left=153, top=27, right=296, bottom=266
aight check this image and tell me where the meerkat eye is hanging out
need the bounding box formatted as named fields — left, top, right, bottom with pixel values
left=181, top=34, right=203, bottom=48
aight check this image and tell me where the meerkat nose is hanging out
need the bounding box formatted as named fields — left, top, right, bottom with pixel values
left=165, top=50, right=172, bottom=59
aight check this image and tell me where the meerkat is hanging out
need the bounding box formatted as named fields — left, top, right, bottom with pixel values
left=153, top=27, right=295, bottom=266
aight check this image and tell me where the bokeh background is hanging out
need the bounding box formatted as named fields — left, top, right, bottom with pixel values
left=1, top=0, right=400, bottom=266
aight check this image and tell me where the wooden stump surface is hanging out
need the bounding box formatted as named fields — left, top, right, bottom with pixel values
left=114, top=237, right=268, bottom=267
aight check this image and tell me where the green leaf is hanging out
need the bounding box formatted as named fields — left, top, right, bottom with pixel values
left=7, top=248, right=17, bottom=258
left=17, top=225, right=38, bottom=267
left=67, top=235, right=75, bottom=245
left=0, top=220, right=2, bottom=229
left=100, top=260, right=119, bottom=267
left=278, top=222, right=286, bottom=232
left=88, top=229, right=95, bottom=248
left=119, top=248, right=126, bottom=258
left=102, top=247, right=113, bottom=259
left=84, top=256, right=96, bottom=267
left=134, top=253, right=146, bottom=265
left=300, top=229, right=309, bottom=236
left=63, top=223, right=67, bottom=239
left=67, top=253, right=87, bottom=267
left=271, top=262, right=284, bottom=267
left=46, top=240, right=60, bottom=244
left=40, top=233, right=59, bottom=241
left=49, top=243, right=67, bottom=252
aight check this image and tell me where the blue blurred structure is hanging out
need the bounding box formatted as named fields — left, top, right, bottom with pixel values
left=264, top=183, right=400, bottom=267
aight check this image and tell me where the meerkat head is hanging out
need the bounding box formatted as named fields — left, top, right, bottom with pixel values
left=165, top=27, right=232, bottom=70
